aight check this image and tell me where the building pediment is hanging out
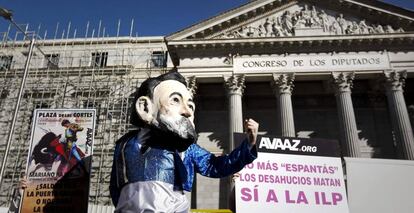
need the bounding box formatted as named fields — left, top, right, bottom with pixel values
left=167, top=0, right=414, bottom=41
left=214, top=3, right=407, bottom=39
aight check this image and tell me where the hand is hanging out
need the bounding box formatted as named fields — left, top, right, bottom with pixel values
left=19, top=176, right=27, bottom=190
left=232, top=173, right=240, bottom=183
left=244, top=118, right=259, bottom=146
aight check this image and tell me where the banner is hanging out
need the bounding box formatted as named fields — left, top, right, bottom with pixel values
left=20, top=109, right=96, bottom=213
left=235, top=134, right=349, bottom=213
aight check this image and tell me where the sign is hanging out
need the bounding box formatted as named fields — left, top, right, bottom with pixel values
left=20, top=109, right=96, bottom=213
left=233, top=52, right=390, bottom=73
left=235, top=134, right=349, bottom=213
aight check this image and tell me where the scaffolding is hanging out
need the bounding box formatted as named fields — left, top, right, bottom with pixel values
left=0, top=21, right=168, bottom=206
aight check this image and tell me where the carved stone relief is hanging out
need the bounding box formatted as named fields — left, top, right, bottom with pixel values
left=216, top=4, right=405, bottom=39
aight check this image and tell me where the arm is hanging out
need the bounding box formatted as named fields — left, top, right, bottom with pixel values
left=190, top=119, right=259, bottom=178
left=190, top=139, right=257, bottom=178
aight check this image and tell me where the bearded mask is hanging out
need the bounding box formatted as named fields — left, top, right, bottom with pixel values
left=135, top=79, right=197, bottom=152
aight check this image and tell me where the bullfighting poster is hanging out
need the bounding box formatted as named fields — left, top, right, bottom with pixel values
left=20, top=109, right=96, bottom=213
left=235, top=133, right=349, bottom=213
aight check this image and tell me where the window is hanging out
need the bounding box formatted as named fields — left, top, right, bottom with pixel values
left=34, top=102, right=50, bottom=109
left=0, top=90, right=9, bottom=107
left=91, top=52, right=108, bottom=68
left=150, top=51, right=167, bottom=68
left=45, top=54, right=59, bottom=69
left=83, top=101, right=95, bottom=108
left=0, top=55, right=13, bottom=71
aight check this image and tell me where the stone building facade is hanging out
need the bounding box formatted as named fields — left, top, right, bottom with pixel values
left=166, top=0, right=414, bottom=208
left=0, top=0, right=413, bottom=209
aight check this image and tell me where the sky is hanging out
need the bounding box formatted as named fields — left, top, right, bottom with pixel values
left=0, top=0, right=413, bottom=39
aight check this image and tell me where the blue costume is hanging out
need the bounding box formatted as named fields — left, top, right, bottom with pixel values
left=110, top=128, right=257, bottom=212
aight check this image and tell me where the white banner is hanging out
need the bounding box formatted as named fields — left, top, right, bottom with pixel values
left=233, top=52, right=390, bottom=73
left=235, top=153, right=349, bottom=213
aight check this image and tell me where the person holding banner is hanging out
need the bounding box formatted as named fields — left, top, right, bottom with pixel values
left=110, top=70, right=259, bottom=213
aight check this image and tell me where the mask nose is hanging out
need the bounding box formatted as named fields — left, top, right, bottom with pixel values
left=181, top=105, right=192, bottom=118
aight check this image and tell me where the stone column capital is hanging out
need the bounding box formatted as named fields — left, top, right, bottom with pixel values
left=224, top=74, right=245, bottom=96
left=272, top=73, right=295, bottom=96
left=331, top=72, right=355, bottom=93
left=383, top=70, right=407, bottom=92
left=185, top=76, right=197, bottom=97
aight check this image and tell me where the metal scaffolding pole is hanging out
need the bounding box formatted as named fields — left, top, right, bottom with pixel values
left=0, top=36, right=35, bottom=188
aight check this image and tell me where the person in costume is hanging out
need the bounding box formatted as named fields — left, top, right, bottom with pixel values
left=110, top=70, right=259, bottom=212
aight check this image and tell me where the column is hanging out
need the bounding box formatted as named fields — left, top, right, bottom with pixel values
left=331, top=72, right=361, bottom=157
left=225, top=74, right=245, bottom=151
left=272, top=73, right=295, bottom=137
left=224, top=74, right=245, bottom=206
left=383, top=70, right=414, bottom=160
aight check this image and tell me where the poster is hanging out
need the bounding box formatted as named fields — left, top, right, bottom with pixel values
left=235, top=134, right=349, bottom=213
left=20, top=109, right=96, bottom=213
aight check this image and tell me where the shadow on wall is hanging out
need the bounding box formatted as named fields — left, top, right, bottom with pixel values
left=207, top=132, right=228, bottom=151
